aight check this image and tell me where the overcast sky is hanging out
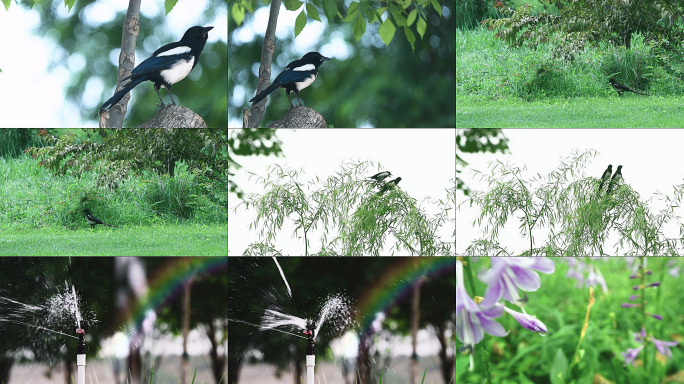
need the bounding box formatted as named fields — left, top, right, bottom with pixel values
left=228, top=129, right=456, bottom=256
left=457, top=129, right=684, bottom=255
left=0, top=0, right=227, bottom=128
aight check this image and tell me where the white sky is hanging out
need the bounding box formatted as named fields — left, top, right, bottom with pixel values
left=457, top=129, right=684, bottom=255
left=228, top=129, right=456, bottom=256
left=0, top=0, right=227, bottom=128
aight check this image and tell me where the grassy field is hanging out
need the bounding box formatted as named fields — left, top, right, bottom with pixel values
left=457, top=27, right=684, bottom=127
left=0, top=155, right=227, bottom=255
left=457, top=96, right=684, bottom=127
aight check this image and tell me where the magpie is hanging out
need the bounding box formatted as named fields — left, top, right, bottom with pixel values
left=606, top=165, right=622, bottom=195
left=597, top=164, right=612, bottom=193
left=84, top=208, right=119, bottom=228
left=609, top=78, right=648, bottom=96
left=249, top=52, right=331, bottom=109
left=368, top=171, right=392, bottom=182
left=377, top=177, right=402, bottom=195
left=99, top=25, right=213, bottom=114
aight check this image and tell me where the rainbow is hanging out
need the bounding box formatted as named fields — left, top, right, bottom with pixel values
left=125, top=257, right=227, bottom=329
left=355, top=257, right=455, bottom=333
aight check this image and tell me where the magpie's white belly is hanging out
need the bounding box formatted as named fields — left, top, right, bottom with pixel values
left=160, top=57, right=194, bottom=85
left=295, top=73, right=317, bottom=91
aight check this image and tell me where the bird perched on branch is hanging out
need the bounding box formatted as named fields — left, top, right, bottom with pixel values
left=606, top=165, right=622, bottom=194
left=250, top=52, right=331, bottom=109
left=609, top=78, right=648, bottom=96
left=377, top=177, right=402, bottom=195
left=368, top=171, right=392, bottom=182
left=84, top=209, right=119, bottom=229
left=597, top=164, right=612, bottom=193
left=99, top=25, right=213, bottom=114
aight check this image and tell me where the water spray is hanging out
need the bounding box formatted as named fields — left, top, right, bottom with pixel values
left=304, top=320, right=316, bottom=384
left=75, top=320, right=88, bottom=384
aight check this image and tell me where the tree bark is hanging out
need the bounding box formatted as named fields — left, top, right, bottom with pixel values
left=268, top=107, right=327, bottom=128
left=0, top=356, right=12, bottom=384
left=245, top=0, right=281, bottom=128
left=100, top=0, right=141, bottom=128
left=206, top=320, right=227, bottom=384
left=137, top=106, right=207, bottom=128
left=355, top=331, right=373, bottom=384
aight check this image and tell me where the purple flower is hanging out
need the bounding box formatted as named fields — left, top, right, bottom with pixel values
left=499, top=304, right=548, bottom=334
left=621, top=303, right=639, bottom=308
left=650, top=336, right=678, bottom=358
left=456, top=260, right=480, bottom=315
left=479, top=258, right=555, bottom=308
left=622, top=346, right=643, bottom=367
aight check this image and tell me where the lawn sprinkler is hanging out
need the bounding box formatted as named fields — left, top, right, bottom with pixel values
left=304, top=320, right=316, bottom=384
left=75, top=321, right=88, bottom=384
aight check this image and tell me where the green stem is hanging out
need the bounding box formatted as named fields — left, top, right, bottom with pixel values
left=462, top=257, right=492, bottom=384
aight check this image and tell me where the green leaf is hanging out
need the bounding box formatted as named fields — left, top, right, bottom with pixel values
left=283, top=0, right=302, bottom=11
left=416, top=16, right=426, bottom=39
left=323, top=0, right=338, bottom=20
left=378, top=17, right=396, bottom=46
left=431, top=0, right=442, bottom=16
left=549, top=348, right=568, bottom=384
left=403, top=26, right=415, bottom=51
left=294, top=10, right=307, bottom=37
left=64, top=0, right=76, bottom=11
left=353, top=15, right=366, bottom=41
left=2, top=0, right=10, bottom=11
left=231, top=2, right=245, bottom=26
left=306, top=3, right=321, bottom=21
left=344, top=1, right=359, bottom=22
left=164, top=0, right=178, bottom=15
left=390, top=6, right=406, bottom=27
left=406, top=8, right=417, bottom=27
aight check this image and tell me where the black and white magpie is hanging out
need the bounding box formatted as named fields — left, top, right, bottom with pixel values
left=84, top=209, right=119, bottom=228
left=606, top=165, right=622, bottom=194
left=99, top=25, right=213, bottom=114
left=597, top=164, right=612, bottom=193
left=609, top=78, right=648, bottom=96
left=377, top=177, right=402, bottom=195
left=368, top=171, right=392, bottom=182
left=249, top=51, right=331, bottom=108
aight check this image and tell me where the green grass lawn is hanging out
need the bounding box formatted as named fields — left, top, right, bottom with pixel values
left=0, top=223, right=227, bottom=256
left=457, top=96, right=684, bottom=127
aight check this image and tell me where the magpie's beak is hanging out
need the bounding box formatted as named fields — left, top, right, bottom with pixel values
left=321, top=56, right=331, bottom=62
left=203, top=26, right=214, bottom=36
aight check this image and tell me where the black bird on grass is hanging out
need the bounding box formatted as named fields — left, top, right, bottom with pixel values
left=609, top=78, right=648, bottom=96
left=84, top=209, right=119, bottom=229
left=250, top=52, right=331, bottom=109
left=606, top=165, right=623, bottom=195
left=377, top=177, right=402, bottom=195
left=99, top=25, right=213, bottom=114
left=597, top=164, right=612, bottom=193
left=368, top=171, right=392, bottom=182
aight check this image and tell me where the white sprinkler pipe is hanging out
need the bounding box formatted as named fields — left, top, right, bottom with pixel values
left=77, top=353, right=86, bottom=384
left=306, top=354, right=315, bottom=384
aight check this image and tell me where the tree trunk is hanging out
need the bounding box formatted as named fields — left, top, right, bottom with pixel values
left=268, top=107, right=327, bottom=128
left=410, top=278, right=424, bottom=384
left=181, top=277, right=194, bottom=384
left=245, top=0, right=282, bottom=128
left=228, top=356, right=240, bottom=384
left=436, top=322, right=455, bottom=384
left=206, top=320, right=227, bottom=384
left=0, top=356, right=12, bottom=384
left=355, top=331, right=373, bottom=384
left=294, top=358, right=303, bottom=384
left=128, top=338, right=142, bottom=384
left=100, top=0, right=141, bottom=128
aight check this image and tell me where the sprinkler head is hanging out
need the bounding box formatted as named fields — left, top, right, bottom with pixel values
left=304, top=320, right=316, bottom=355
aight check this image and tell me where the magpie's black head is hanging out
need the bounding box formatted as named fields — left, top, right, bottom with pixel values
left=393, top=177, right=402, bottom=184
left=609, top=78, right=617, bottom=84
left=616, top=165, right=622, bottom=171
left=83, top=208, right=91, bottom=215
left=180, top=26, right=213, bottom=46
left=302, top=52, right=331, bottom=65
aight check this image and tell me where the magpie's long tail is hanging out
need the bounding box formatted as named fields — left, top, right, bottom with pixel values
left=630, top=89, right=648, bottom=96
left=104, top=222, right=120, bottom=228
left=99, top=77, right=147, bottom=114
left=249, top=82, right=280, bottom=105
